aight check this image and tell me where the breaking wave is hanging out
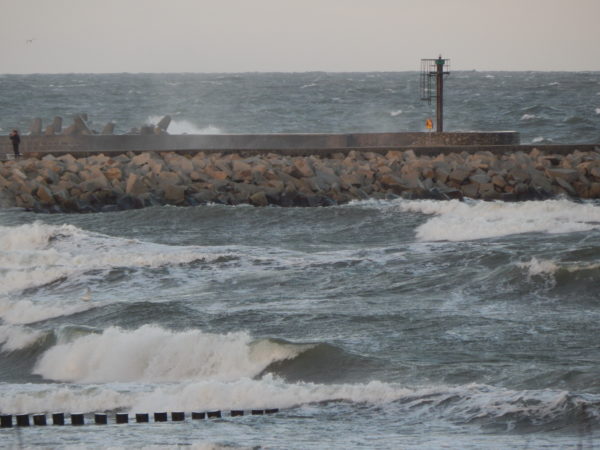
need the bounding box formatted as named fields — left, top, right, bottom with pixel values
left=395, top=199, right=600, bottom=241
left=33, top=325, right=313, bottom=383
left=0, top=222, right=235, bottom=299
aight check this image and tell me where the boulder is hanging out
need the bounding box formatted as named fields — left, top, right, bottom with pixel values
left=131, top=152, right=153, bottom=166
left=36, top=185, right=55, bottom=205
left=461, top=183, right=479, bottom=198
left=165, top=153, right=194, bottom=175
left=448, top=167, right=471, bottom=184
left=125, top=173, right=147, bottom=196
left=163, top=184, right=186, bottom=204
left=156, top=171, right=182, bottom=190
left=378, top=174, right=407, bottom=195
left=292, top=158, right=315, bottom=178
left=79, top=175, right=110, bottom=192
left=469, top=173, right=491, bottom=186
left=104, top=167, right=122, bottom=182
left=545, top=168, right=579, bottom=183
left=249, top=191, right=268, bottom=207
left=554, top=177, right=576, bottom=195
left=231, top=159, right=253, bottom=182
left=203, top=166, right=229, bottom=181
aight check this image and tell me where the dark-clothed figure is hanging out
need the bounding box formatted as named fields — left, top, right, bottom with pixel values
left=9, top=129, right=20, bottom=158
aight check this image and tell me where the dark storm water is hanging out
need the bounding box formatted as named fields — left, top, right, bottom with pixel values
left=0, top=71, right=599, bottom=143
left=1, top=72, right=600, bottom=448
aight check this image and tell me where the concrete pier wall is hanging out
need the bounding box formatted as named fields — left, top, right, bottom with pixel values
left=0, top=132, right=520, bottom=157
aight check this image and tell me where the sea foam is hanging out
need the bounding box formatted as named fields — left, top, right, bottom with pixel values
left=396, top=199, right=600, bottom=241
left=1, top=375, right=593, bottom=428
left=146, top=115, right=222, bottom=134
left=33, top=325, right=310, bottom=383
left=0, top=222, right=233, bottom=298
left=0, top=324, right=45, bottom=352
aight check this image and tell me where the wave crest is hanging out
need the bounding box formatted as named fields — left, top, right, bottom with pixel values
left=33, top=325, right=310, bottom=383
left=396, top=199, right=600, bottom=241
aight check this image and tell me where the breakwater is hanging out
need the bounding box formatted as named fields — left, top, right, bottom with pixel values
left=1, top=131, right=520, bottom=156
left=1, top=145, right=599, bottom=213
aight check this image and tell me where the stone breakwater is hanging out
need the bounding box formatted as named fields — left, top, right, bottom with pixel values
left=1, top=148, right=600, bottom=213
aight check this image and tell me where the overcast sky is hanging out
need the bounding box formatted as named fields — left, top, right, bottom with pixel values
left=1, top=0, right=599, bottom=73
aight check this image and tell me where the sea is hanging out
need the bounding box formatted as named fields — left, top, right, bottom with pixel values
left=1, top=71, right=600, bottom=449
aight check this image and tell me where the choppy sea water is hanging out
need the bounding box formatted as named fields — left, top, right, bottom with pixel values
left=0, top=71, right=599, bottom=143
left=2, top=199, right=600, bottom=448
left=1, top=72, right=600, bottom=448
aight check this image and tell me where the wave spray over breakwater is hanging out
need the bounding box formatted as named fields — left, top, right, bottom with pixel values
left=1, top=71, right=600, bottom=448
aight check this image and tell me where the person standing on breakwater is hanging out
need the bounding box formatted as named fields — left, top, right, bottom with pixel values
left=9, top=129, right=21, bottom=158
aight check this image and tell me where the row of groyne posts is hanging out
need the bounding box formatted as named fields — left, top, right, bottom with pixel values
left=0, top=408, right=279, bottom=428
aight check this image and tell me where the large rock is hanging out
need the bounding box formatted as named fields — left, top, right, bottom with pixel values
left=79, top=175, right=110, bottom=192
left=378, top=174, right=407, bottom=194
left=104, top=167, right=122, bottom=182
left=554, top=177, right=576, bottom=195
left=163, top=184, right=186, bottom=204
left=249, top=191, right=268, bottom=207
left=36, top=185, right=55, bottom=205
left=125, top=173, right=147, bottom=196
left=231, top=159, right=253, bottom=182
left=165, top=153, right=194, bottom=175
left=203, top=166, right=229, bottom=181
left=156, top=171, right=182, bottom=190
left=448, top=167, right=471, bottom=184
left=131, top=152, right=153, bottom=166
left=546, top=168, right=579, bottom=183
left=292, top=158, right=314, bottom=178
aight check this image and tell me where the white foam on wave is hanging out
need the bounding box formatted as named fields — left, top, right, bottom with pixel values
left=0, top=324, right=44, bottom=351
left=595, top=108, right=600, bottom=115
left=396, top=199, right=600, bottom=241
left=0, top=299, right=93, bottom=325
left=0, top=222, right=84, bottom=252
left=521, top=113, right=537, bottom=120
left=0, top=376, right=409, bottom=414
left=34, top=325, right=309, bottom=383
left=146, top=115, right=222, bottom=134
left=517, top=257, right=559, bottom=278
left=0, top=383, right=132, bottom=415
left=131, top=375, right=409, bottom=413
left=0, top=221, right=231, bottom=296
left=517, top=257, right=600, bottom=281
left=0, top=376, right=584, bottom=425
left=390, top=110, right=403, bottom=117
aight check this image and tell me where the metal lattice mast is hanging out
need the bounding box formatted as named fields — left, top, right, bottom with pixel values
left=420, top=56, right=450, bottom=132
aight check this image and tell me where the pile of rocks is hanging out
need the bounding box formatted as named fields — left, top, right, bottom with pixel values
left=1, top=148, right=599, bottom=213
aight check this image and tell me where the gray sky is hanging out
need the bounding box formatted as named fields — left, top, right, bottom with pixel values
left=1, top=0, right=599, bottom=73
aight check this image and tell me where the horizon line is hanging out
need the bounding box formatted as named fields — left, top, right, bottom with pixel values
left=2, top=69, right=600, bottom=76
